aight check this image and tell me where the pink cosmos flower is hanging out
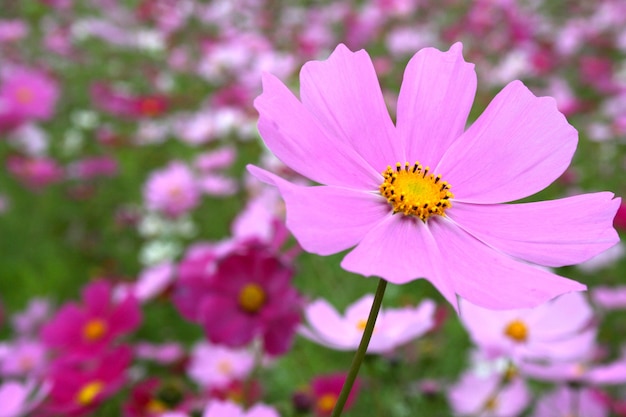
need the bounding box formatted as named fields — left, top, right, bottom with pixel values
left=248, top=43, right=620, bottom=310
left=134, top=342, right=184, bottom=365
left=173, top=240, right=302, bottom=356
left=41, top=279, right=141, bottom=358
left=202, top=400, right=280, bottom=417
left=0, top=339, right=47, bottom=378
left=459, top=292, right=595, bottom=362
left=193, top=147, right=238, bottom=196
left=531, top=386, right=608, bottom=417
left=448, top=371, right=529, bottom=417
left=187, top=342, right=255, bottom=389
left=592, top=284, right=626, bottom=309
left=0, top=67, right=59, bottom=121
left=6, top=155, right=63, bottom=189
left=40, top=346, right=132, bottom=417
left=143, top=162, right=201, bottom=218
left=299, top=294, right=435, bottom=353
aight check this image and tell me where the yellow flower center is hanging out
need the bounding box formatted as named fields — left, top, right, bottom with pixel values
left=379, top=162, right=454, bottom=220
left=484, top=396, right=498, bottom=411
left=83, top=319, right=107, bottom=342
left=238, top=283, right=266, bottom=313
left=355, top=319, right=367, bottom=331
left=317, top=393, right=337, bottom=413
left=217, top=359, right=233, bottom=374
left=504, top=319, right=528, bottom=342
left=16, top=87, right=33, bottom=104
left=75, top=380, right=104, bottom=405
left=83, top=318, right=107, bottom=341
left=146, top=398, right=168, bottom=414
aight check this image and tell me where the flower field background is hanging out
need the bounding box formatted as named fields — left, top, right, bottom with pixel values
left=1, top=0, right=626, bottom=416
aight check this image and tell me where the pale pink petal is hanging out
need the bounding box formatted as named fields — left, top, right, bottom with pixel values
left=437, top=80, right=578, bottom=204
left=525, top=292, right=593, bottom=340
left=254, top=72, right=379, bottom=189
left=448, top=194, right=620, bottom=267
left=397, top=43, right=477, bottom=167
left=300, top=44, right=400, bottom=172
left=247, top=166, right=388, bottom=255
left=340, top=215, right=457, bottom=307
left=428, top=218, right=586, bottom=309
left=301, top=299, right=355, bottom=347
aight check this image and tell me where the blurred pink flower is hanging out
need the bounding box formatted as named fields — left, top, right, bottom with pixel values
left=67, top=156, right=118, bottom=180
left=248, top=42, right=620, bottom=310
left=0, top=339, right=47, bottom=378
left=11, top=298, right=51, bottom=336
left=134, top=342, right=184, bottom=365
left=193, top=147, right=238, bottom=196
left=0, top=380, right=47, bottom=417
left=90, top=83, right=167, bottom=119
left=0, top=67, right=59, bottom=121
left=202, top=400, right=280, bottom=417
left=41, top=346, right=131, bottom=417
left=520, top=352, right=626, bottom=385
left=459, top=292, right=595, bottom=362
left=187, top=342, right=254, bottom=389
left=592, top=284, right=626, bottom=309
left=173, top=241, right=302, bottom=356
left=123, top=377, right=191, bottom=417
left=6, top=155, right=63, bottom=189
left=0, top=20, right=28, bottom=43
left=41, top=279, right=141, bottom=358
left=144, top=162, right=201, bottom=218
left=299, top=294, right=435, bottom=353
left=531, top=386, right=608, bottom=417
left=448, top=371, right=529, bottom=417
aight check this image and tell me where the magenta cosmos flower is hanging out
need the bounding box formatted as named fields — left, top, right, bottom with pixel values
left=248, top=43, right=621, bottom=310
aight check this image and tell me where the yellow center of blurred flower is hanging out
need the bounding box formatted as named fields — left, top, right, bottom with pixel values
left=484, top=396, right=498, bottom=411
left=75, top=380, right=104, bottom=405
left=83, top=318, right=107, bottom=341
left=380, top=162, right=454, bottom=220
left=16, top=87, right=33, bottom=104
left=146, top=398, right=168, bottom=413
left=355, top=319, right=367, bottom=331
left=217, top=359, right=233, bottom=374
left=317, top=393, right=337, bottom=413
left=238, top=283, right=266, bottom=313
left=504, top=319, right=528, bottom=342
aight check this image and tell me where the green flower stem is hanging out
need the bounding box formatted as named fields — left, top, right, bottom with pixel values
left=330, top=278, right=388, bottom=417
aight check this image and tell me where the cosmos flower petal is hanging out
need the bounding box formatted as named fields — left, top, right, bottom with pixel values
left=340, top=215, right=457, bottom=307
left=437, top=80, right=578, bottom=204
left=254, top=72, right=379, bottom=189
left=448, top=193, right=621, bottom=267
left=397, top=42, right=477, bottom=166
left=429, top=219, right=586, bottom=309
left=300, top=44, right=401, bottom=172
left=247, top=165, right=388, bottom=255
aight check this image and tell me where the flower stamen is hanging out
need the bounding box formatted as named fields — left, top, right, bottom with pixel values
left=379, top=162, right=454, bottom=220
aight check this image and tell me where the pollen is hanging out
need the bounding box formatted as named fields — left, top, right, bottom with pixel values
left=76, top=380, right=104, bottom=405
left=238, top=283, right=266, bottom=313
left=83, top=318, right=107, bottom=341
left=504, top=319, right=528, bottom=343
left=379, top=162, right=454, bottom=221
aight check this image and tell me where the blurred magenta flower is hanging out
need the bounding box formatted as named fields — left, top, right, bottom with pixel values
left=248, top=42, right=620, bottom=310
left=41, top=279, right=141, bottom=358
left=531, top=386, right=608, bottom=417
left=123, top=378, right=190, bottom=417
left=299, top=294, right=435, bottom=353
left=41, top=346, right=132, bottom=417
left=309, top=373, right=359, bottom=417
left=6, top=155, right=63, bottom=189
left=0, top=20, right=28, bottom=43
left=448, top=371, right=529, bottom=417
left=0, top=339, right=47, bottom=378
left=202, top=400, right=280, bottom=417
left=459, top=292, right=595, bottom=362
left=143, top=162, right=201, bottom=218
left=173, top=241, right=302, bottom=356
left=0, top=67, right=59, bottom=122
left=187, top=342, right=254, bottom=390
left=67, top=156, right=118, bottom=180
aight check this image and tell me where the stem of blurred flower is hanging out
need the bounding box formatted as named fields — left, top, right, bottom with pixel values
left=330, top=278, right=388, bottom=417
